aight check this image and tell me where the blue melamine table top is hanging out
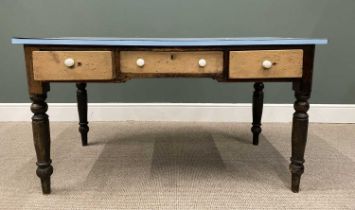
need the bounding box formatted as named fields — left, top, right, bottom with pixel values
left=11, top=37, right=327, bottom=46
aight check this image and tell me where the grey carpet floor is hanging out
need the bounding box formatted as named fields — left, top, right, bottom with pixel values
left=0, top=122, right=354, bottom=209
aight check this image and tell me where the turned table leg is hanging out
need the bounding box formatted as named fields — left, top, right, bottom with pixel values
left=30, top=92, right=53, bottom=194
left=251, top=82, right=264, bottom=145
left=288, top=45, right=315, bottom=193
left=76, top=83, right=89, bottom=146
left=289, top=84, right=310, bottom=193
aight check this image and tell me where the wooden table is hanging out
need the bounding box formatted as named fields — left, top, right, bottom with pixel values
left=12, top=37, right=327, bottom=194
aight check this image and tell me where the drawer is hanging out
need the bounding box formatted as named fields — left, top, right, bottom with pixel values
left=229, top=50, right=303, bottom=79
left=32, top=51, right=114, bottom=81
left=120, top=51, right=223, bottom=74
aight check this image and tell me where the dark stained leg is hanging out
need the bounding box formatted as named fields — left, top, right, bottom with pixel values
left=251, top=82, right=264, bottom=145
left=289, top=82, right=310, bottom=193
left=76, top=83, right=89, bottom=146
left=289, top=46, right=315, bottom=193
left=30, top=91, right=53, bottom=194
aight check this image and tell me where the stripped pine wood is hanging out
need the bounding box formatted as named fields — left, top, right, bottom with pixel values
left=32, top=51, right=114, bottom=81
left=120, top=51, right=223, bottom=74
left=229, top=50, right=303, bottom=79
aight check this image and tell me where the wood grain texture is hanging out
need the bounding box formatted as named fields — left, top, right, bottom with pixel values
left=229, top=50, right=303, bottom=79
left=120, top=51, right=223, bottom=74
left=24, top=46, right=49, bottom=94
left=32, top=51, right=114, bottom=81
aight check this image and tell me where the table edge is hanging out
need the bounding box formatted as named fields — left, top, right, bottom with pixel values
left=11, top=37, right=328, bottom=46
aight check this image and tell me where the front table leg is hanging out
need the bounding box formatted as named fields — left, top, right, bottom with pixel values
left=289, top=85, right=310, bottom=193
left=30, top=92, right=53, bottom=194
left=76, top=83, right=89, bottom=146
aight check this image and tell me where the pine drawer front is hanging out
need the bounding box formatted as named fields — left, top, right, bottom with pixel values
left=32, top=51, right=114, bottom=81
left=120, top=51, right=223, bottom=74
left=229, top=50, right=303, bottom=79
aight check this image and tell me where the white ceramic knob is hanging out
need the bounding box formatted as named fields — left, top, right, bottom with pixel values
left=64, top=58, right=75, bottom=67
left=136, top=58, right=145, bottom=67
left=198, top=58, right=207, bottom=67
left=262, top=60, right=273, bottom=69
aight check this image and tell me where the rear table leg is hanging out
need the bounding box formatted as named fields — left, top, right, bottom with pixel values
left=251, top=82, right=264, bottom=145
left=76, top=83, right=89, bottom=146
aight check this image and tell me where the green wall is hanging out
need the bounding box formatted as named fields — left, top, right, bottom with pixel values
left=1, top=0, right=354, bottom=103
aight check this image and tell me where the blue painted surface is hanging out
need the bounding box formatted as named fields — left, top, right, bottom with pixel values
left=12, top=37, right=327, bottom=46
